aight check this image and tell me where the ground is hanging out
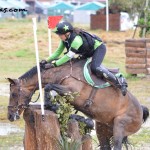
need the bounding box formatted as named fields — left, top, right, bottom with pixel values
left=0, top=19, right=149, bottom=149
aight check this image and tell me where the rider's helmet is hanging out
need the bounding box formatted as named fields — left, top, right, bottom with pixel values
left=53, top=21, right=73, bottom=34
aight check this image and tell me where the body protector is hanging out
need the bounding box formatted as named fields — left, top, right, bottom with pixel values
left=63, top=30, right=102, bottom=58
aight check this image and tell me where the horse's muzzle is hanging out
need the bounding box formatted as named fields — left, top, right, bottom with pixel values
left=8, top=112, right=20, bottom=122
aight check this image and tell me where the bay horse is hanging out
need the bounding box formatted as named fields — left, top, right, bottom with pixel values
left=7, top=59, right=149, bottom=150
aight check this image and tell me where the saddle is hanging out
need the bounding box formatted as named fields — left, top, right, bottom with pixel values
left=83, top=58, right=122, bottom=107
left=84, top=58, right=120, bottom=89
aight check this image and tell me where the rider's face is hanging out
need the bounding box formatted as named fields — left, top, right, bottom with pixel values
left=58, top=32, right=70, bottom=41
left=58, top=34, right=67, bottom=41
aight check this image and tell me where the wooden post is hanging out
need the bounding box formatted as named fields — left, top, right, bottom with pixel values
left=23, top=106, right=60, bottom=150
left=67, top=119, right=82, bottom=150
left=23, top=106, right=94, bottom=150
left=82, top=134, right=93, bottom=150
left=67, top=119, right=93, bottom=150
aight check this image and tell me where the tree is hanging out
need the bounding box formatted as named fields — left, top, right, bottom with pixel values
left=109, top=0, right=146, bottom=17
left=109, top=0, right=150, bottom=37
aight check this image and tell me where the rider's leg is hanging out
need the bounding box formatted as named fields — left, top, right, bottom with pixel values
left=96, top=66, right=127, bottom=96
left=91, top=44, right=127, bottom=96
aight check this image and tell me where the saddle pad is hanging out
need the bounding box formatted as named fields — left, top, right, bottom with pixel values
left=83, top=58, right=122, bottom=89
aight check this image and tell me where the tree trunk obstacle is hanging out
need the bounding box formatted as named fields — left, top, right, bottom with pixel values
left=125, top=39, right=150, bottom=75
left=23, top=105, right=93, bottom=150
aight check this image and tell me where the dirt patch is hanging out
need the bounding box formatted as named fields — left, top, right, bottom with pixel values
left=0, top=83, right=9, bottom=97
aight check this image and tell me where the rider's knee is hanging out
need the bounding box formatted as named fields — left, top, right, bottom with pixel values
left=96, top=67, right=104, bottom=76
left=91, top=66, right=97, bottom=74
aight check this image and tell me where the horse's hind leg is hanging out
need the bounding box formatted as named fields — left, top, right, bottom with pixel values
left=95, top=122, right=113, bottom=150
left=113, top=116, right=131, bottom=150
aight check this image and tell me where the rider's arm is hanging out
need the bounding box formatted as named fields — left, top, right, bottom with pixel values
left=55, top=36, right=83, bottom=66
left=46, top=41, right=65, bottom=62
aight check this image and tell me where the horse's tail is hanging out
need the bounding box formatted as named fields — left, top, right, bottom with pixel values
left=141, top=105, right=149, bottom=123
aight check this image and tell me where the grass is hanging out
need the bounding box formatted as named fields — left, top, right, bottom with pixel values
left=0, top=19, right=150, bottom=148
left=0, top=133, right=24, bottom=149
left=129, top=128, right=150, bottom=146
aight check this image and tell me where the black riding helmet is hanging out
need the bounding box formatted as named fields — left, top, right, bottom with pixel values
left=53, top=21, right=73, bottom=35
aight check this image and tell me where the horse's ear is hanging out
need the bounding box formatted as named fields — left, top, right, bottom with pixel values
left=6, top=78, right=16, bottom=85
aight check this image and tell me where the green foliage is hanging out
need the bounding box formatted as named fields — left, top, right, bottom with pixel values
left=109, top=0, right=132, bottom=12
left=51, top=92, right=91, bottom=137
left=51, top=92, right=86, bottom=150
left=58, top=136, right=82, bottom=150
left=78, top=121, right=87, bottom=135
left=51, top=92, right=78, bottom=135
left=109, top=0, right=145, bottom=16
left=138, top=14, right=150, bottom=37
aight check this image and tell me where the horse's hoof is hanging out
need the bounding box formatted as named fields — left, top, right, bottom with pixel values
left=44, top=102, right=52, bottom=109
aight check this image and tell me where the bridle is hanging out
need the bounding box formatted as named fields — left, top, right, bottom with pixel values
left=8, top=80, right=38, bottom=111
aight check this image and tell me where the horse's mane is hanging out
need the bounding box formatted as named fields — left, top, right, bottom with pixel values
left=19, top=66, right=38, bottom=80
left=18, top=59, right=87, bottom=80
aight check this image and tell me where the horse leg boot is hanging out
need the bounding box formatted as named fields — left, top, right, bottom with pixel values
left=44, top=83, right=71, bottom=99
left=95, top=66, right=127, bottom=96
left=44, top=84, right=54, bottom=109
left=44, top=83, right=71, bottom=111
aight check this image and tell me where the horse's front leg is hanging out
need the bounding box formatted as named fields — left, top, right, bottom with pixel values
left=44, top=83, right=71, bottom=107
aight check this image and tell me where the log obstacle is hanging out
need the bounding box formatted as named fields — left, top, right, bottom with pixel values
left=23, top=105, right=60, bottom=150
left=125, top=38, right=150, bottom=75
left=23, top=105, right=93, bottom=150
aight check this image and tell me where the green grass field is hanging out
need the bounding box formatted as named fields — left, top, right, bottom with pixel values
left=0, top=19, right=150, bottom=148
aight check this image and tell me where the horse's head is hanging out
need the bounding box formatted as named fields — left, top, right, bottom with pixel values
left=7, top=78, right=32, bottom=122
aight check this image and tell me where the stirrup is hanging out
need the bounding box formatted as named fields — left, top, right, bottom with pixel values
left=116, top=78, right=128, bottom=96
left=121, top=85, right=127, bottom=96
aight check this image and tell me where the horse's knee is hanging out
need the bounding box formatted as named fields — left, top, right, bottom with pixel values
left=44, top=84, right=53, bottom=92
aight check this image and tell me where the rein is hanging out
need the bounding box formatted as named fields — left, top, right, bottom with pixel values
left=59, top=60, right=88, bottom=85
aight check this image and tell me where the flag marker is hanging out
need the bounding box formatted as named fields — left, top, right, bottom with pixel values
left=47, top=16, right=63, bottom=55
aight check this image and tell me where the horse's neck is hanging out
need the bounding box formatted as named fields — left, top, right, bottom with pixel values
left=20, top=60, right=85, bottom=91
left=20, top=76, right=38, bottom=91
left=42, top=66, right=72, bottom=85
left=42, top=60, right=85, bottom=85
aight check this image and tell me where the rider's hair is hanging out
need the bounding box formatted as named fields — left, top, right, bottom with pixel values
left=73, top=28, right=83, bottom=35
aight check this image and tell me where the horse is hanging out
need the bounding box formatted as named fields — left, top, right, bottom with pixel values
left=7, top=59, right=149, bottom=150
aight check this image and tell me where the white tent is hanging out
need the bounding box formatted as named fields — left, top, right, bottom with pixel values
left=73, top=2, right=105, bottom=24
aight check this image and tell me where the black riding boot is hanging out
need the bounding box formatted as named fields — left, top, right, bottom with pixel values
left=96, top=67, right=128, bottom=96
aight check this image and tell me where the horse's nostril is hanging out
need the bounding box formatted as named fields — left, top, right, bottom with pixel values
left=8, top=114, right=14, bottom=122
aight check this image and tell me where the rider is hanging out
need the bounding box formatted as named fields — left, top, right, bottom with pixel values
left=40, top=21, right=128, bottom=96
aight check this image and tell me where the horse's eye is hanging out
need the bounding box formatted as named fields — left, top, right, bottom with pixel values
left=12, top=93, right=18, bottom=98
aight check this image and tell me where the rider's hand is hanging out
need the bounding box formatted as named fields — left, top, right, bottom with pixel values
left=45, top=62, right=56, bottom=69
left=40, top=60, right=47, bottom=67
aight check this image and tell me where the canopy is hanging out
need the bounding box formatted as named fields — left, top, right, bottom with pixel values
left=49, top=2, right=74, bottom=10
left=76, top=2, right=105, bottom=11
